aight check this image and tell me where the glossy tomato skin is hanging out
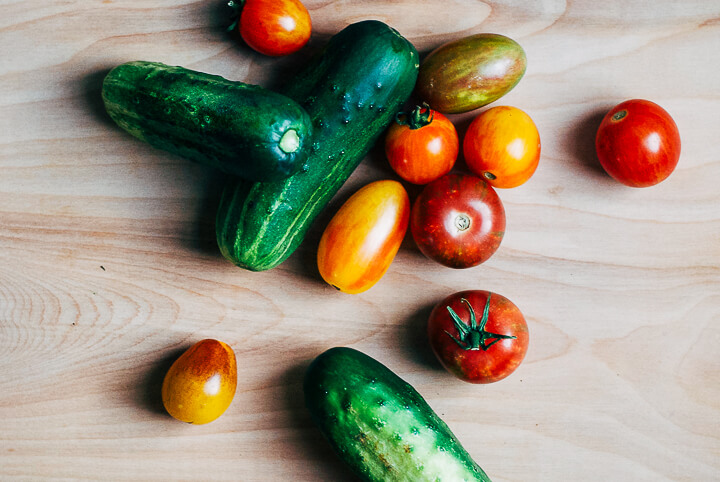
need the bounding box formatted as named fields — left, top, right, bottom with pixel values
left=417, top=34, right=526, bottom=114
left=411, top=174, right=505, bottom=269
left=162, top=339, right=237, bottom=424
left=238, top=0, right=312, bottom=57
left=463, top=106, right=541, bottom=188
left=318, top=180, right=410, bottom=294
left=428, top=290, right=529, bottom=384
left=385, top=105, right=459, bottom=185
left=595, top=99, right=681, bottom=187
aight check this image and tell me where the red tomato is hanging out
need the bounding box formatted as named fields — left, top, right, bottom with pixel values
left=463, top=106, right=541, bottom=188
left=411, top=174, right=505, bottom=269
left=233, top=0, right=312, bottom=57
left=428, top=290, right=529, bottom=384
left=317, top=180, right=410, bottom=294
left=595, top=99, right=681, bottom=187
left=385, top=104, right=459, bottom=184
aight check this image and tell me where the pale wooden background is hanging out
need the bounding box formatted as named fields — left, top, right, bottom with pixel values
left=0, top=1, right=718, bottom=481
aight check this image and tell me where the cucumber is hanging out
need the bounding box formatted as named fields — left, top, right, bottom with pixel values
left=102, top=61, right=313, bottom=182
left=216, top=20, right=419, bottom=271
left=304, top=347, right=492, bottom=482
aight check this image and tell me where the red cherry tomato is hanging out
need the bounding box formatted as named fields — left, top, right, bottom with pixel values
left=232, top=0, right=312, bottom=57
left=428, top=290, right=529, bottom=384
left=411, top=174, right=505, bottom=269
left=385, top=104, right=459, bottom=185
left=595, top=99, right=681, bottom=187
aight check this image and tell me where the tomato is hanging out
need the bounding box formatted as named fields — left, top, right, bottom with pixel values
left=317, top=180, right=410, bottom=294
left=416, top=33, right=526, bottom=114
left=162, top=339, right=237, bottom=424
left=595, top=99, right=681, bottom=187
left=385, top=104, right=459, bottom=185
left=428, top=290, right=529, bottom=384
left=411, top=174, right=505, bottom=269
left=463, top=106, right=540, bottom=188
left=231, top=0, right=312, bottom=57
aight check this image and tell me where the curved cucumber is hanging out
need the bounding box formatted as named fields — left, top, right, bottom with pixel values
left=216, top=20, right=419, bottom=271
left=102, top=61, right=313, bottom=181
left=305, top=347, right=492, bottom=482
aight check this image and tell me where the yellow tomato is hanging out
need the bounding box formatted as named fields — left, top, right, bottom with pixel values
left=317, top=180, right=410, bottom=294
left=462, top=106, right=541, bottom=188
left=161, top=339, right=237, bottom=424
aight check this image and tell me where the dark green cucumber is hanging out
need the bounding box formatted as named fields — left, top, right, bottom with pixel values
left=305, top=347, right=491, bottom=482
left=102, top=61, right=313, bottom=181
left=216, top=20, right=419, bottom=271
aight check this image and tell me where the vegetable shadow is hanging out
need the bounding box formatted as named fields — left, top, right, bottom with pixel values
left=565, top=106, right=615, bottom=178
left=137, top=346, right=187, bottom=416
left=395, top=301, right=443, bottom=371
left=281, top=358, right=362, bottom=481
left=81, top=68, right=117, bottom=129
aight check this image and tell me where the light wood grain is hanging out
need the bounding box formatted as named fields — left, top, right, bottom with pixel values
left=0, top=1, right=718, bottom=480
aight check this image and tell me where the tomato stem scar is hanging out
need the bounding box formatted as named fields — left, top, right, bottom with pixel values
left=455, top=213, right=471, bottom=231
left=612, top=109, right=628, bottom=122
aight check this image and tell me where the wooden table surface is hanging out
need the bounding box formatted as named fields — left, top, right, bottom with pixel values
left=1, top=1, right=718, bottom=480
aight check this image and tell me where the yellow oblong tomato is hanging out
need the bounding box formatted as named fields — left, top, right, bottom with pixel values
left=463, top=106, right=541, bottom=188
left=318, top=180, right=410, bottom=294
left=161, top=339, right=237, bottom=425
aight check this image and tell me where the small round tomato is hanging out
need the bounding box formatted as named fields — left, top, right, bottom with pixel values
left=318, top=180, right=410, bottom=294
left=385, top=104, right=459, bottom=184
left=162, top=339, right=237, bottom=424
left=595, top=99, right=681, bottom=187
left=463, top=106, right=540, bottom=188
left=428, top=290, right=529, bottom=384
left=411, top=174, right=505, bottom=269
left=232, top=0, right=312, bottom=57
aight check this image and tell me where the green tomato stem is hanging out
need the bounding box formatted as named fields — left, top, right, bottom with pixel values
left=445, top=295, right=516, bottom=351
left=395, top=102, right=434, bottom=130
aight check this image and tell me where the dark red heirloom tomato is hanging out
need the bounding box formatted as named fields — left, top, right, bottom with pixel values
left=428, top=290, right=529, bottom=384
left=595, top=99, right=681, bottom=187
left=231, top=0, right=312, bottom=57
left=411, top=174, right=505, bottom=269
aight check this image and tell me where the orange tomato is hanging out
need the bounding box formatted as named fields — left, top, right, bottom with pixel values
left=317, top=180, right=410, bottom=294
left=385, top=105, right=459, bottom=185
left=161, top=339, right=237, bottom=424
left=235, top=0, right=312, bottom=57
left=463, top=106, right=540, bottom=188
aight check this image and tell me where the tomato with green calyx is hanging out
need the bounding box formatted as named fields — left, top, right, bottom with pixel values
left=411, top=174, right=505, bottom=269
left=385, top=103, right=459, bottom=185
left=317, top=180, right=409, bottom=294
left=595, top=99, right=681, bottom=187
left=463, top=105, right=541, bottom=188
left=428, top=290, right=529, bottom=384
left=229, top=0, right=311, bottom=57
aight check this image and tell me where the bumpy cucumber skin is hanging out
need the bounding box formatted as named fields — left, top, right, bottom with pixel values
left=304, top=347, right=491, bottom=482
left=102, top=61, right=313, bottom=182
left=216, top=21, right=419, bottom=271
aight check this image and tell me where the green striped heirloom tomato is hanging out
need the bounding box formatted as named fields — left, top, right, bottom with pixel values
left=428, top=290, right=529, bottom=384
left=317, top=180, right=410, bottom=294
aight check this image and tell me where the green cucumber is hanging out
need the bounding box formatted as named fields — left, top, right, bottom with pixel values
left=102, top=61, right=313, bottom=181
left=216, top=20, right=419, bottom=271
left=305, top=347, right=492, bottom=482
